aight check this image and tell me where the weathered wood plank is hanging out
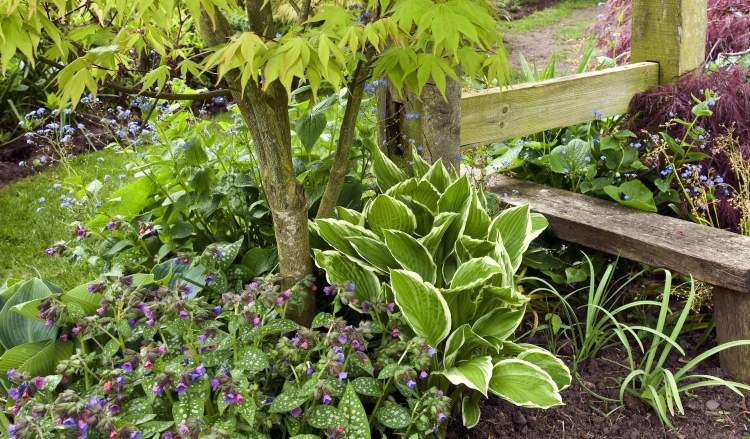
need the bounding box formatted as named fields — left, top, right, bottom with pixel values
left=487, top=175, right=750, bottom=293
left=631, top=0, right=707, bottom=83
left=715, top=288, right=750, bottom=382
left=460, top=62, right=659, bottom=147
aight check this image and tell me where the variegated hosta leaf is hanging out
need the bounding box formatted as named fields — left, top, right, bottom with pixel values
left=463, top=191, right=491, bottom=240
left=390, top=269, right=451, bottom=347
left=443, top=324, right=499, bottom=368
left=489, top=359, right=563, bottom=409
left=488, top=204, right=533, bottom=272
left=472, top=306, right=525, bottom=341
left=422, top=159, right=452, bottom=193
left=517, top=348, right=572, bottom=391
left=419, top=212, right=460, bottom=257
left=530, top=212, right=549, bottom=241
left=436, top=355, right=493, bottom=396
left=335, top=206, right=364, bottom=225
left=411, top=145, right=431, bottom=178
left=313, top=249, right=381, bottom=303
left=456, top=236, right=495, bottom=260
left=339, top=383, right=370, bottom=439
left=388, top=179, right=441, bottom=212
left=438, top=175, right=472, bottom=213
left=201, top=238, right=243, bottom=270
left=366, top=194, right=417, bottom=237
left=349, top=236, right=400, bottom=273
left=315, top=218, right=379, bottom=258
left=376, top=402, right=411, bottom=429
left=462, top=391, right=482, bottom=428
left=441, top=287, right=478, bottom=328
left=383, top=229, right=437, bottom=284
left=368, top=141, right=407, bottom=191
left=450, top=257, right=503, bottom=290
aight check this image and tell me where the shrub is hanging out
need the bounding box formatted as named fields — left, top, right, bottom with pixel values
left=590, top=0, right=750, bottom=63
left=312, top=146, right=570, bottom=428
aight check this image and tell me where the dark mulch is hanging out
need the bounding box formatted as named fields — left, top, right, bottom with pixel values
left=448, top=344, right=750, bottom=439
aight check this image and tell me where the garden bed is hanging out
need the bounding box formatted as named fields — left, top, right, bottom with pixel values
left=449, top=344, right=750, bottom=438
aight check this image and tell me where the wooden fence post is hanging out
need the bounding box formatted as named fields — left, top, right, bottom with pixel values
left=630, top=0, right=707, bottom=83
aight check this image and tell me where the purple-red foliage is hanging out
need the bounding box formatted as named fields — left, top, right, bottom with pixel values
left=590, top=0, right=750, bottom=62
left=628, top=66, right=750, bottom=231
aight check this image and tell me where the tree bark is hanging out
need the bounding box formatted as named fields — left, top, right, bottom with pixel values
left=199, top=9, right=315, bottom=325
left=419, top=77, right=461, bottom=170
left=316, top=59, right=372, bottom=218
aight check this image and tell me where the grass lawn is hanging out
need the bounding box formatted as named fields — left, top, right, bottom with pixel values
left=0, top=148, right=136, bottom=289
left=499, top=0, right=601, bottom=33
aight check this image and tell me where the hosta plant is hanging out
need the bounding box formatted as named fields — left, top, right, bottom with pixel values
left=311, top=147, right=571, bottom=428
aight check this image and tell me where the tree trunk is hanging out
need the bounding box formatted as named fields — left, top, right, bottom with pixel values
left=419, top=78, right=461, bottom=170
left=200, top=10, right=314, bottom=325
left=316, top=59, right=371, bottom=218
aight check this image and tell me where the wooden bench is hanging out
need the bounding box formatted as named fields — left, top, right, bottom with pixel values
left=488, top=175, right=750, bottom=382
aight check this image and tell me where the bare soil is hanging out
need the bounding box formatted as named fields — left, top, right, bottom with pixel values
left=504, top=3, right=604, bottom=74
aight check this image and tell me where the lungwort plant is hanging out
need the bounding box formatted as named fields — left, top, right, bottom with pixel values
left=311, top=147, right=571, bottom=428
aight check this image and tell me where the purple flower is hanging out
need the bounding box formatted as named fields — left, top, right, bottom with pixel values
left=7, top=368, right=18, bottom=380
left=121, top=362, right=133, bottom=373
left=252, top=316, right=261, bottom=326
left=337, top=371, right=348, bottom=381
left=212, top=305, right=222, bottom=315
left=162, top=432, right=174, bottom=439
left=153, top=384, right=163, bottom=396
left=210, top=379, right=220, bottom=391
left=263, top=396, right=273, bottom=404
left=306, top=367, right=314, bottom=376
left=290, top=407, right=303, bottom=417
left=224, top=392, right=244, bottom=404
left=426, top=346, right=436, bottom=357
left=406, top=379, right=416, bottom=389
left=88, top=395, right=100, bottom=408
left=8, top=425, right=17, bottom=438
left=179, top=309, right=189, bottom=320
left=191, top=364, right=206, bottom=381
left=321, top=393, right=332, bottom=405
left=7, top=387, right=19, bottom=400
left=323, top=286, right=334, bottom=296
left=63, top=417, right=76, bottom=427
left=175, top=382, right=188, bottom=394
left=130, top=432, right=142, bottom=439
left=437, top=412, right=447, bottom=423
left=178, top=423, right=189, bottom=436
left=115, top=376, right=125, bottom=385
left=127, top=318, right=137, bottom=327
left=198, top=335, right=207, bottom=344
left=436, top=390, right=444, bottom=397
left=337, top=333, right=348, bottom=344
left=345, top=282, right=355, bottom=292
left=419, top=370, right=428, bottom=380
left=385, top=303, right=395, bottom=313
left=32, top=377, right=45, bottom=389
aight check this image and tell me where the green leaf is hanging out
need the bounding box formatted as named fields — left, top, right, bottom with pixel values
left=0, top=340, right=73, bottom=376
left=436, top=356, right=493, bottom=396
left=60, top=283, right=101, bottom=315
left=390, top=270, right=451, bottom=347
left=307, top=405, right=343, bottom=429
left=270, top=388, right=309, bottom=414
left=423, top=159, right=452, bottom=193
left=311, top=312, right=335, bottom=329
left=517, top=348, right=572, bottom=391
left=488, top=204, right=533, bottom=272
left=472, top=306, right=524, bottom=341
left=296, top=111, right=327, bottom=150
left=236, top=346, right=269, bottom=375
left=383, top=230, right=437, bottom=284
left=351, top=377, right=382, bottom=397
left=241, top=248, right=278, bottom=277
left=0, top=278, right=58, bottom=349
left=339, top=383, right=370, bottom=438
left=489, top=359, right=563, bottom=408
left=376, top=402, right=411, bottom=429
left=315, top=218, right=379, bottom=257
left=438, top=175, right=471, bottom=213
left=450, top=257, right=503, bottom=289
left=549, top=139, right=593, bottom=175
left=366, top=195, right=417, bottom=237
left=313, top=250, right=381, bottom=303
left=603, top=180, right=657, bottom=212
left=419, top=212, right=460, bottom=256
left=202, top=238, right=244, bottom=270
left=10, top=298, right=48, bottom=322
left=443, top=324, right=498, bottom=368
left=368, top=141, right=407, bottom=191
left=349, top=236, right=399, bottom=273
left=462, top=391, right=482, bottom=428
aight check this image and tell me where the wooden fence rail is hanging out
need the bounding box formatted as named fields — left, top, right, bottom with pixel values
left=460, top=1, right=750, bottom=382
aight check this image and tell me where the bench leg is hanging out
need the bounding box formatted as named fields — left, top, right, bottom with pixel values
left=714, top=287, right=750, bottom=383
